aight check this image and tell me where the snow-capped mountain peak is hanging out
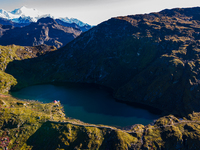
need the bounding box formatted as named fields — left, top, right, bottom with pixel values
left=0, top=6, right=90, bottom=27
left=10, top=6, right=44, bottom=17
left=0, top=9, right=11, bottom=18
left=0, top=9, right=7, bottom=14
left=59, top=17, right=90, bottom=27
left=11, top=6, right=26, bottom=15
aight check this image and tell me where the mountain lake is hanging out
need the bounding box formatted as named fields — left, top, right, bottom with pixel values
left=10, top=84, right=160, bottom=127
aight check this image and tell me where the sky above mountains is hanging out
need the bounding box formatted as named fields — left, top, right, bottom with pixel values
left=0, top=0, right=199, bottom=25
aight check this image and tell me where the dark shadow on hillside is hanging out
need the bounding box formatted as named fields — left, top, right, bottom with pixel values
left=6, top=49, right=162, bottom=121
left=26, top=121, right=98, bottom=150
left=5, top=49, right=59, bottom=90
left=26, top=121, right=63, bottom=150
left=5, top=45, right=191, bottom=123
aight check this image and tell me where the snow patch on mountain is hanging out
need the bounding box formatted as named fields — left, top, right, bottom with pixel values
left=59, top=17, right=90, bottom=27
left=0, top=9, right=15, bottom=19
left=11, top=6, right=43, bottom=17
left=0, top=9, right=9, bottom=18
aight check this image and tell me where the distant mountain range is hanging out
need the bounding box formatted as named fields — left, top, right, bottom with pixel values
left=0, top=6, right=93, bottom=48
left=0, top=17, right=83, bottom=48
left=0, top=6, right=91, bottom=27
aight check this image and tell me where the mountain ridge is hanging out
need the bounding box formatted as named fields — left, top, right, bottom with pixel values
left=0, top=17, right=83, bottom=48
left=0, top=6, right=91, bottom=27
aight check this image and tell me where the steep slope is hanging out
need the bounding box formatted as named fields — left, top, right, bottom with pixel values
left=0, top=17, right=82, bottom=48
left=6, top=7, right=200, bottom=117
left=0, top=44, right=56, bottom=93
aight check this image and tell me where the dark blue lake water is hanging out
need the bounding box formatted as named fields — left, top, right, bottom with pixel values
left=10, top=84, right=160, bottom=127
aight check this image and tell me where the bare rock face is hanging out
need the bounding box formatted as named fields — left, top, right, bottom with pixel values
left=0, top=17, right=82, bottom=48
